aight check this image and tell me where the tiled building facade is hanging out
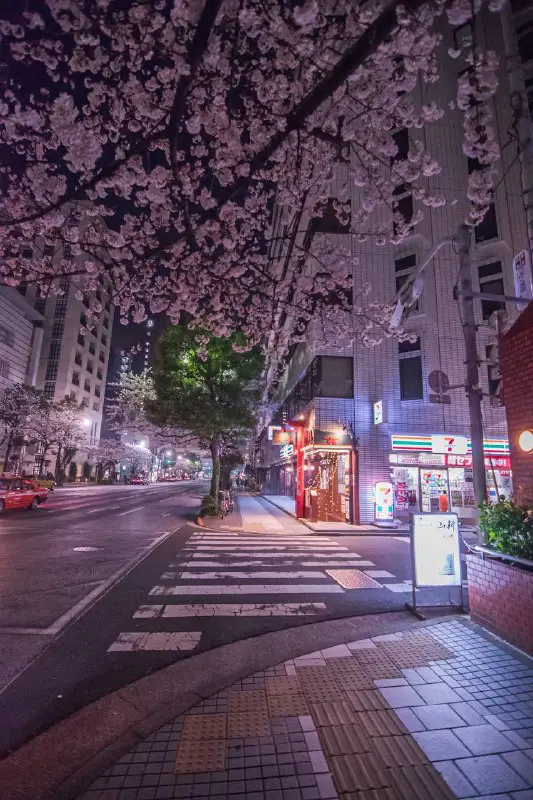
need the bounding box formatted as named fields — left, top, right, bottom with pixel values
left=257, top=7, right=532, bottom=524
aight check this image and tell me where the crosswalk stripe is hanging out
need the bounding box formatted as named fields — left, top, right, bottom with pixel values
left=161, top=570, right=326, bottom=580
left=148, top=583, right=344, bottom=595
left=180, top=551, right=360, bottom=561
left=133, top=603, right=328, bottom=618
left=190, top=536, right=335, bottom=542
left=174, top=559, right=373, bottom=568
left=107, top=631, right=201, bottom=652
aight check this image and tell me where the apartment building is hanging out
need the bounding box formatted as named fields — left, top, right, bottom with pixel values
left=257, top=6, right=533, bottom=525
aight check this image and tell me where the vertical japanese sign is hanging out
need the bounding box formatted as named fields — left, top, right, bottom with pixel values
left=513, top=250, right=533, bottom=311
left=411, top=513, right=461, bottom=587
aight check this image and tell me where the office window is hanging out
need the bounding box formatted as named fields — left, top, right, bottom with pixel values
left=468, top=157, right=498, bottom=242
left=517, top=22, right=533, bottom=64
left=97, top=369, right=103, bottom=380
left=93, top=402, right=100, bottom=412
left=77, top=334, right=85, bottom=347
left=80, top=313, right=87, bottom=327
left=101, top=333, right=107, bottom=346
left=17, top=284, right=27, bottom=296
left=72, top=372, right=80, bottom=386
left=392, top=129, right=409, bottom=163
left=86, top=360, right=93, bottom=374
left=0, top=324, right=15, bottom=349
left=399, top=338, right=423, bottom=400
left=52, top=320, right=65, bottom=338
left=99, top=351, right=105, bottom=363
left=43, top=382, right=55, bottom=398
left=478, top=261, right=505, bottom=320
left=84, top=379, right=91, bottom=393
left=63, top=243, right=72, bottom=258
left=74, top=352, right=83, bottom=366
left=0, top=359, right=10, bottom=379
left=44, top=244, right=54, bottom=257
left=55, top=298, right=68, bottom=317
left=49, top=341, right=62, bottom=360
left=454, top=22, right=473, bottom=50
left=395, top=254, right=419, bottom=311
left=94, top=385, right=101, bottom=398
left=45, top=362, right=59, bottom=382
left=89, top=342, right=96, bottom=355
left=318, top=356, right=354, bottom=399
left=35, top=298, right=47, bottom=315
left=59, top=276, right=70, bottom=292
left=103, top=315, right=110, bottom=330
left=393, top=194, right=413, bottom=236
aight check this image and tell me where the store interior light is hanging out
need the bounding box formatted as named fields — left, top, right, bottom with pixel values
left=518, top=430, right=533, bottom=453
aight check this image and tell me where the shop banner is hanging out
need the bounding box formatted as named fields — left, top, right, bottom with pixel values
left=411, top=513, right=461, bottom=588
left=273, top=429, right=294, bottom=445
left=431, top=435, right=468, bottom=455
left=305, top=428, right=352, bottom=447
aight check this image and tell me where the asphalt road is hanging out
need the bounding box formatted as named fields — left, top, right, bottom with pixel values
left=0, top=487, right=463, bottom=758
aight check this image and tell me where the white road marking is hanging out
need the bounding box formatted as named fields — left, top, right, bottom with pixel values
left=133, top=603, right=328, bottom=618
left=149, top=583, right=343, bottom=595
left=182, top=551, right=360, bottom=560
left=302, top=560, right=375, bottom=567
left=161, top=512, right=171, bottom=517
left=192, top=544, right=348, bottom=551
left=394, top=537, right=410, bottom=543
left=190, top=535, right=334, bottom=542
left=364, top=570, right=395, bottom=578
left=117, top=506, right=145, bottom=516
left=107, top=631, right=201, bottom=652
left=174, top=559, right=373, bottom=569
left=384, top=582, right=416, bottom=593
left=162, top=570, right=326, bottom=580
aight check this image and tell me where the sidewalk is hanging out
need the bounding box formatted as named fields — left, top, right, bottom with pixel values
left=262, top=495, right=479, bottom=540
left=79, top=619, right=533, bottom=800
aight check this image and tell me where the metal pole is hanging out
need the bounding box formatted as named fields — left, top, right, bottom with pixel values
left=456, top=224, right=487, bottom=534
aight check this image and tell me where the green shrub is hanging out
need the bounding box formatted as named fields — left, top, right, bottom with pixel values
left=200, top=493, right=217, bottom=517
left=479, top=501, right=533, bottom=560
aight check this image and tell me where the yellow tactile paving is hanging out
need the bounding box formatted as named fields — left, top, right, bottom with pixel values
left=264, top=676, right=303, bottom=695
left=228, top=690, right=268, bottom=713
left=267, top=693, right=310, bottom=717
left=344, top=689, right=389, bottom=712
left=180, top=713, right=227, bottom=741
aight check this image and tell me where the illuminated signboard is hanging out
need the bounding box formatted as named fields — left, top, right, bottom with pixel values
left=375, top=481, right=394, bottom=522
left=280, top=443, right=294, bottom=460
left=273, top=429, right=294, bottom=445
left=411, top=513, right=461, bottom=588
left=373, top=400, right=384, bottom=425
left=268, top=425, right=282, bottom=441
left=431, top=435, right=468, bottom=455
left=391, top=434, right=509, bottom=456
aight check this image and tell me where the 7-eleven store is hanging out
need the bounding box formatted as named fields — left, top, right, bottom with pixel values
left=389, top=434, right=511, bottom=521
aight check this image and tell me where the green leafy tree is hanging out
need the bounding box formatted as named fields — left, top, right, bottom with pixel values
left=151, top=326, right=263, bottom=502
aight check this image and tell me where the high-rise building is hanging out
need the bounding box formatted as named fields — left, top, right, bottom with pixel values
left=257, top=8, right=532, bottom=525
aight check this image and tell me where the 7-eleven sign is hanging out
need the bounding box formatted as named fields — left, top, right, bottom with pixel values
left=431, top=435, right=468, bottom=455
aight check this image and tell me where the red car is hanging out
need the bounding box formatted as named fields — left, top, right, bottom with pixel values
left=130, top=476, right=148, bottom=485
left=0, top=476, right=49, bottom=513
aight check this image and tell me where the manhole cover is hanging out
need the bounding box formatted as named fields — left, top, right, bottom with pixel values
left=73, top=546, right=102, bottom=552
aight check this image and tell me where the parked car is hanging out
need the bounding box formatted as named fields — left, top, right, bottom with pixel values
left=130, top=476, right=149, bottom=485
left=34, top=476, right=56, bottom=491
left=0, top=476, right=49, bottom=513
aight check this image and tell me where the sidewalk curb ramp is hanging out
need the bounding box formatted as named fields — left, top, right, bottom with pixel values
left=0, top=612, right=463, bottom=800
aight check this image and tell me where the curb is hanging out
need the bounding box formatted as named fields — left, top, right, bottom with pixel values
left=259, top=495, right=403, bottom=535
left=0, top=611, right=464, bottom=800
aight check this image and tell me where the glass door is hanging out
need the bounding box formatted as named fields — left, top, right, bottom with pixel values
left=420, top=469, right=449, bottom=512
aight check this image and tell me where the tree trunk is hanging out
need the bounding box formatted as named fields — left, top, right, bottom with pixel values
left=55, top=445, right=63, bottom=484
left=3, top=433, right=14, bottom=472
left=210, top=434, right=221, bottom=504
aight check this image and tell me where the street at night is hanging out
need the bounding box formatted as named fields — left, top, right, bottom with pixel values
left=0, top=485, right=419, bottom=758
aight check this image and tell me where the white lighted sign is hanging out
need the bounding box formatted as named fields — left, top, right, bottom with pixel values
left=268, top=425, right=282, bottom=441
left=431, top=434, right=468, bottom=455
left=513, top=249, right=533, bottom=311
left=375, top=481, right=394, bottom=521
left=373, top=400, right=384, bottom=425
left=518, top=430, right=533, bottom=453
left=411, top=513, right=461, bottom=588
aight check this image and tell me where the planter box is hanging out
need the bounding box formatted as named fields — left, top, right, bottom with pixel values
left=467, top=552, right=533, bottom=655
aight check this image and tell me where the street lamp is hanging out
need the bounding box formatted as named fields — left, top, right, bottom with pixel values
left=83, top=418, right=91, bottom=427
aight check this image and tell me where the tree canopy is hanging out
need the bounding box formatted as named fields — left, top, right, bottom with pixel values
left=0, top=0, right=504, bottom=360
left=151, top=324, right=263, bottom=497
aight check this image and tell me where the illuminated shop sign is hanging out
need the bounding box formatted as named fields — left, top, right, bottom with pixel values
left=304, top=428, right=353, bottom=448
left=431, top=435, right=468, bottom=455
left=375, top=481, right=394, bottom=521
left=273, top=429, right=294, bottom=445
left=280, top=443, right=294, bottom=460
left=390, top=452, right=511, bottom=470
left=268, top=425, right=282, bottom=441
left=373, top=400, right=384, bottom=425
left=391, top=434, right=509, bottom=457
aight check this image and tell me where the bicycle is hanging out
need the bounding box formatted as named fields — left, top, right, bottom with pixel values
left=219, top=490, right=230, bottom=518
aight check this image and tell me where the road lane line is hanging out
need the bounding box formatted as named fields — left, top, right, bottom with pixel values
left=107, top=631, right=201, bottom=652
left=148, top=583, right=343, bottom=595
left=133, top=603, right=328, bottom=618
left=162, top=570, right=326, bottom=580
left=117, top=505, right=145, bottom=516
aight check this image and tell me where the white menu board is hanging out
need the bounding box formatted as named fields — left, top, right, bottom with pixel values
left=411, top=513, right=461, bottom=587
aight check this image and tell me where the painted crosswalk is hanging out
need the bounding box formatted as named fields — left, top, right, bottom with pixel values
left=106, top=528, right=405, bottom=654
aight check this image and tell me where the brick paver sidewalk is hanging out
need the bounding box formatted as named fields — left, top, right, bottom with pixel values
left=81, top=620, right=533, bottom=800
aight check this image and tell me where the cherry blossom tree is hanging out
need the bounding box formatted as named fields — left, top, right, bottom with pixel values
left=0, top=384, right=41, bottom=472
left=0, top=0, right=504, bottom=368
left=26, top=396, right=86, bottom=480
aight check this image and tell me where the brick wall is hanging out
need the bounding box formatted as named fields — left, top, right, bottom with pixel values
left=500, top=302, right=533, bottom=504
left=467, top=553, right=533, bottom=655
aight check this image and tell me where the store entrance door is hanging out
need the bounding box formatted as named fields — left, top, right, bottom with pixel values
left=420, top=469, right=449, bottom=513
